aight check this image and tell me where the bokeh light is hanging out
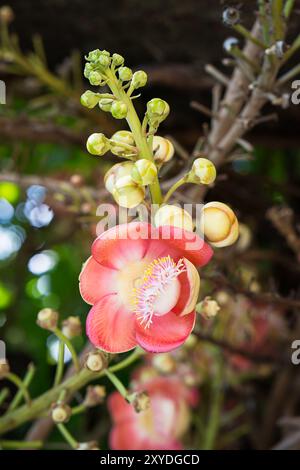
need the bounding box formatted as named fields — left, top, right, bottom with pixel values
left=28, top=250, right=58, bottom=275
left=47, top=334, right=72, bottom=364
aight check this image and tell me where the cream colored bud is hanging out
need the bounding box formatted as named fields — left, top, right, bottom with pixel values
left=189, top=158, right=216, bottom=185
left=80, top=90, right=101, bottom=109
left=152, top=136, right=174, bottom=163
left=37, top=308, right=58, bottom=331
left=236, top=223, right=252, bottom=252
left=132, top=391, right=151, bottom=413
left=104, top=162, right=134, bottom=194
left=215, top=290, right=230, bottom=306
left=154, top=205, right=194, bottom=232
left=77, top=441, right=100, bottom=450
left=84, top=385, right=106, bottom=407
left=110, top=130, right=136, bottom=157
left=198, top=296, right=220, bottom=319
left=152, top=353, right=176, bottom=374
left=131, top=159, right=157, bottom=186
left=85, top=351, right=107, bottom=372
left=113, top=176, right=145, bottom=208
left=62, top=316, right=82, bottom=339
left=0, top=360, right=10, bottom=379
left=201, top=202, right=239, bottom=247
left=51, top=403, right=72, bottom=423
left=86, top=133, right=110, bottom=156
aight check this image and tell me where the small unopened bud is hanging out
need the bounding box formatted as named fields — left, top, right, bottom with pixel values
left=222, top=7, right=240, bottom=26
left=131, top=159, right=157, bottom=186
left=88, top=71, right=104, bottom=86
left=152, top=353, right=176, bottom=374
left=0, top=360, right=10, bottom=379
left=104, top=162, right=134, bottom=194
left=198, top=296, right=220, bottom=319
left=223, top=37, right=239, bottom=52
left=77, top=441, right=100, bottom=450
left=98, top=98, right=114, bottom=112
left=84, top=63, right=93, bottom=79
left=84, top=385, right=106, bottom=407
left=111, top=101, right=128, bottom=119
left=110, top=130, right=136, bottom=156
left=86, top=133, right=110, bottom=156
left=98, top=53, right=110, bottom=68
left=85, top=49, right=101, bottom=62
left=154, top=205, right=194, bottom=232
left=112, top=53, right=124, bottom=67
left=152, top=136, right=174, bottom=163
left=85, top=351, right=107, bottom=372
left=131, top=70, right=148, bottom=89
left=37, top=308, right=58, bottom=331
left=113, top=176, right=145, bottom=208
left=0, top=6, right=14, bottom=23
left=51, top=403, right=72, bottom=423
left=189, top=158, right=216, bottom=185
left=147, top=98, right=170, bottom=125
left=118, top=66, right=132, bottom=81
left=62, top=316, right=82, bottom=339
left=80, top=90, right=101, bottom=109
left=201, top=201, right=239, bottom=247
left=132, top=391, right=151, bottom=413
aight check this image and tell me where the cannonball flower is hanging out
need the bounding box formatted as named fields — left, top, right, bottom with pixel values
left=79, top=222, right=213, bottom=353
left=201, top=201, right=239, bottom=247
left=108, top=375, right=197, bottom=450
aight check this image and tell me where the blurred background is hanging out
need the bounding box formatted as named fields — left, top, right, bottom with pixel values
left=1, top=0, right=300, bottom=450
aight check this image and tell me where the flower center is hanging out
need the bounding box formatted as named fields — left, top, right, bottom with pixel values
left=132, top=255, right=186, bottom=329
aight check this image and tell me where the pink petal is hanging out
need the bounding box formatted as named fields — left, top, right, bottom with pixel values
left=135, top=311, right=196, bottom=353
left=172, top=258, right=200, bottom=316
left=92, top=222, right=152, bottom=269
left=86, top=294, right=137, bottom=353
left=79, top=256, right=117, bottom=305
left=108, top=392, right=135, bottom=424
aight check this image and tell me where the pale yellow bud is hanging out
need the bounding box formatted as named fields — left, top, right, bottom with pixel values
left=85, top=351, right=107, bottom=372
left=131, top=391, right=151, bottom=413
left=62, top=316, right=82, bottom=339
left=154, top=205, right=194, bottom=232
left=198, top=296, right=220, bottom=319
left=189, top=158, right=216, bottom=185
left=152, top=353, right=176, bottom=374
left=152, top=136, right=174, bottom=163
left=51, top=403, right=72, bottom=423
left=104, top=162, right=134, bottom=194
left=131, top=159, right=157, bottom=186
left=86, top=133, right=110, bottom=156
left=37, top=308, right=58, bottom=331
left=113, top=176, right=145, bottom=208
left=215, top=290, right=230, bottom=306
left=110, top=130, right=136, bottom=157
left=201, top=202, right=239, bottom=247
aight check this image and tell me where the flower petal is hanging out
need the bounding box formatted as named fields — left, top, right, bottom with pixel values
left=135, top=310, right=196, bottom=353
left=172, top=258, right=200, bottom=316
left=79, top=256, right=117, bottom=305
left=108, top=391, right=136, bottom=424
left=86, top=294, right=137, bottom=353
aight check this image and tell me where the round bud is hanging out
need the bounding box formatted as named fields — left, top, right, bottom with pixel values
left=98, top=54, right=110, bottom=68
left=198, top=296, right=220, bottom=319
left=131, top=70, right=148, bottom=89
left=104, top=162, right=134, bottom=193
left=88, top=71, right=104, bottom=86
left=189, top=158, right=216, bottom=185
left=147, top=98, right=170, bottom=124
left=62, top=316, right=82, bottom=339
left=0, top=360, right=10, bottom=379
left=131, top=391, right=151, bottom=413
left=80, top=90, right=101, bottom=109
left=113, top=176, right=145, bottom=208
left=222, top=7, right=240, bottom=26
left=154, top=205, right=194, bottom=232
left=201, top=201, right=239, bottom=247
left=110, top=130, right=135, bottom=156
left=152, top=136, right=174, bottom=163
left=223, top=37, right=239, bottom=53
left=37, top=308, right=58, bottom=331
left=98, top=98, right=113, bottom=112
left=86, top=49, right=101, bottom=62
left=112, top=53, right=124, bottom=67
left=86, top=133, right=110, bottom=156
left=84, top=63, right=93, bottom=79
left=84, top=385, right=106, bottom=407
left=118, top=66, right=133, bottom=81
left=51, top=403, right=72, bottom=423
left=85, top=351, right=107, bottom=372
left=111, top=101, right=128, bottom=119
left=131, top=159, right=157, bottom=186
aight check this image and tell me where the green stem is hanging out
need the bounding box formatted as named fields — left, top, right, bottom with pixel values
left=272, top=0, right=284, bottom=41
left=56, top=423, right=78, bottom=449
left=8, top=363, right=35, bottom=411
left=283, top=34, right=300, bottom=63
left=71, top=403, right=86, bottom=416
left=53, top=327, right=80, bottom=372
left=163, top=176, right=189, bottom=203
left=104, top=369, right=129, bottom=400
left=5, top=373, right=31, bottom=407
left=233, top=24, right=266, bottom=49
left=0, top=440, right=43, bottom=450
left=284, top=0, right=295, bottom=18
left=258, top=0, right=270, bottom=45
left=54, top=340, right=65, bottom=387
left=0, top=388, right=9, bottom=407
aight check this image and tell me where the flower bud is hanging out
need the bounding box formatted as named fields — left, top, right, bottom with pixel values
left=98, top=98, right=113, bottom=112
left=77, top=441, right=100, bottom=450
left=110, top=130, right=136, bottom=157
left=85, top=351, right=107, bottom=372
left=80, top=90, right=101, bottom=109
left=131, top=159, right=157, bottom=186
left=152, top=353, right=176, bottom=374
left=112, top=53, right=124, bottom=67
left=152, top=136, right=174, bottom=163
left=62, top=316, right=82, bottom=339
left=215, top=290, right=230, bottom=306
left=98, top=54, right=110, bottom=68
left=201, top=201, right=239, bottom=247
left=37, top=308, right=58, bottom=331
left=84, top=63, right=93, bottom=79
left=0, top=360, right=10, bottom=379
left=154, top=205, right=194, bottom=232
left=111, top=101, right=128, bottom=119
left=51, top=403, right=72, bottom=423
left=147, top=98, right=170, bottom=124
left=86, top=133, right=110, bottom=156
left=85, top=49, right=101, bottom=62
left=189, top=158, right=216, bottom=185
left=104, top=162, right=134, bottom=193
left=113, top=176, right=145, bottom=208
left=131, top=70, right=148, bottom=89
left=88, top=71, right=104, bottom=86
left=131, top=391, right=151, bottom=413
left=118, top=66, right=133, bottom=81
left=84, top=385, right=106, bottom=407
left=236, top=223, right=252, bottom=252
left=197, top=296, right=220, bottom=319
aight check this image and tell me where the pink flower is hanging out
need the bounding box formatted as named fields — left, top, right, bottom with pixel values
left=108, top=376, right=197, bottom=450
left=79, top=222, right=213, bottom=353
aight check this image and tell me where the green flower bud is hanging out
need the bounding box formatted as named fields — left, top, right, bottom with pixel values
left=112, top=53, right=124, bottom=66
left=89, top=71, right=104, bottom=86
left=98, top=98, right=114, bottom=112
left=189, top=158, right=216, bottom=185
left=84, top=63, right=93, bottom=79
left=111, top=101, right=128, bottom=119
left=85, top=49, right=101, bottom=62
left=100, top=50, right=110, bottom=57
left=113, top=176, right=145, bottom=208
left=118, top=66, right=133, bottom=81
left=80, top=90, right=101, bottom=108
left=147, top=98, right=170, bottom=124
left=98, top=54, right=111, bottom=68
left=86, top=133, right=110, bottom=156
left=104, top=162, right=134, bottom=193
left=131, top=159, right=157, bottom=185
left=110, top=131, right=135, bottom=157
left=131, top=70, right=148, bottom=89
